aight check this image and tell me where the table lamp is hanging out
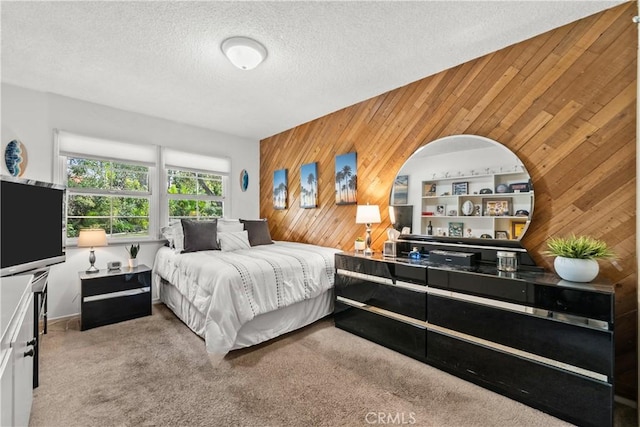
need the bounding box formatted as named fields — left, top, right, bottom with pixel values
left=356, top=204, right=381, bottom=256
left=78, top=228, right=108, bottom=274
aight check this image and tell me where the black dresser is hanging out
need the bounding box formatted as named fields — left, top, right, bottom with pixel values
left=334, top=252, right=615, bottom=427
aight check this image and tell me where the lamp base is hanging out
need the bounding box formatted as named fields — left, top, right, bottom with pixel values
left=85, top=265, right=100, bottom=274
left=86, top=248, right=99, bottom=274
left=364, top=247, right=373, bottom=257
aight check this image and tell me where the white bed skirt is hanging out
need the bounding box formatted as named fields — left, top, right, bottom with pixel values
left=159, top=278, right=334, bottom=351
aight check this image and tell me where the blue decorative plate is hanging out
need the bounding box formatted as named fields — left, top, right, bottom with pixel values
left=5, top=140, right=28, bottom=177
left=240, top=169, right=249, bottom=192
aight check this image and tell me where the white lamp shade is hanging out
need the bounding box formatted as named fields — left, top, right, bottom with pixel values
left=221, top=37, right=267, bottom=70
left=356, top=205, right=381, bottom=224
left=77, top=229, right=108, bottom=248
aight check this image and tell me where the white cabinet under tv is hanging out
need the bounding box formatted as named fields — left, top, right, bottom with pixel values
left=420, top=171, right=533, bottom=240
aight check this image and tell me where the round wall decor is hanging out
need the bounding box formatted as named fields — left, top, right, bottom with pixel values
left=4, top=139, right=28, bottom=177
left=240, top=169, right=249, bottom=192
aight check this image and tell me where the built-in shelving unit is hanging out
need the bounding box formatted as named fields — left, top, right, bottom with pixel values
left=421, top=170, right=533, bottom=239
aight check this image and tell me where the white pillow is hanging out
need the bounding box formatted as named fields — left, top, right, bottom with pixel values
left=161, top=225, right=174, bottom=247
left=217, top=219, right=244, bottom=232
left=218, top=231, right=251, bottom=252
left=170, top=221, right=185, bottom=253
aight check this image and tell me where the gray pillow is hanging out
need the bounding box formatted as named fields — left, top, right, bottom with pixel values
left=181, top=219, right=220, bottom=252
left=239, top=219, right=273, bottom=246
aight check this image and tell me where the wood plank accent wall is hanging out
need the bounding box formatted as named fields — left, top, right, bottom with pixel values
left=260, top=2, right=638, bottom=400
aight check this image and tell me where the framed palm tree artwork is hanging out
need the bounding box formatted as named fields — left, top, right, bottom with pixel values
left=300, top=162, right=318, bottom=208
left=273, top=169, right=288, bottom=210
left=335, top=152, right=357, bottom=205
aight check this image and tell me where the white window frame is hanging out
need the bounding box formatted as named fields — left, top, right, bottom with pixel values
left=54, top=130, right=159, bottom=244
left=161, top=148, right=230, bottom=225
left=54, top=130, right=232, bottom=243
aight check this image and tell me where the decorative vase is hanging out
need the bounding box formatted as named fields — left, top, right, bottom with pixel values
left=128, top=258, right=138, bottom=268
left=553, top=256, right=599, bottom=282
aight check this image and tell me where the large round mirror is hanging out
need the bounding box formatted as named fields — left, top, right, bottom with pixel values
left=390, top=134, right=534, bottom=242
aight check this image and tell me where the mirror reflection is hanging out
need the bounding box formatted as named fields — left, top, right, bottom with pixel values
left=390, top=135, right=534, bottom=242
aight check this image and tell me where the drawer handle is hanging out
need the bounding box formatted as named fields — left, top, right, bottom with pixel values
left=24, top=349, right=35, bottom=358
left=26, top=338, right=37, bottom=347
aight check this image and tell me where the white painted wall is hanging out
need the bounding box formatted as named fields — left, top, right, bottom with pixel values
left=1, top=83, right=260, bottom=319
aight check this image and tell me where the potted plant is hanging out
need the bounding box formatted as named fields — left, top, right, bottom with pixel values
left=544, top=234, right=615, bottom=282
left=126, top=243, right=140, bottom=268
left=354, top=237, right=366, bottom=252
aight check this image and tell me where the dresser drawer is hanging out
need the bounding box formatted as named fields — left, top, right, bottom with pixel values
left=336, top=270, right=426, bottom=321
left=82, top=271, right=151, bottom=297
left=427, top=330, right=612, bottom=427
left=335, top=300, right=426, bottom=361
left=428, top=294, right=613, bottom=378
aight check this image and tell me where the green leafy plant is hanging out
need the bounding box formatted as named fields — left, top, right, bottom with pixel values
left=544, top=234, right=615, bottom=260
left=126, top=243, right=140, bottom=259
left=355, top=237, right=364, bottom=242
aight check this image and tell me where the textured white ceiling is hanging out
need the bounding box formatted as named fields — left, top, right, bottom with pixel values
left=1, top=1, right=625, bottom=141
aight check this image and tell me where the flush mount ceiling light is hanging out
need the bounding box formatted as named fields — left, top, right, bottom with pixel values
left=221, top=36, right=267, bottom=70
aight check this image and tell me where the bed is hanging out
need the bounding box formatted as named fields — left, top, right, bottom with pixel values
left=152, top=218, right=341, bottom=355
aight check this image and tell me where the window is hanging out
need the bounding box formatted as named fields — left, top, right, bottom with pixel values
left=167, top=169, right=224, bottom=220
left=56, top=130, right=158, bottom=241
left=56, top=130, right=231, bottom=241
left=163, top=148, right=230, bottom=222
left=66, top=157, right=151, bottom=239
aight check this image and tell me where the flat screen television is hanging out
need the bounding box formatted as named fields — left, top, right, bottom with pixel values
left=1, top=175, right=66, bottom=277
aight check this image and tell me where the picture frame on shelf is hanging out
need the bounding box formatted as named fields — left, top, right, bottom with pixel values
left=511, top=220, right=527, bottom=239
left=423, top=182, right=436, bottom=196
left=452, top=181, right=468, bottom=195
left=495, top=230, right=509, bottom=240
left=436, top=204, right=445, bottom=216
left=482, top=197, right=511, bottom=216
left=448, top=222, right=464, bottom=238
left=509, top=182, right=531, bottom=193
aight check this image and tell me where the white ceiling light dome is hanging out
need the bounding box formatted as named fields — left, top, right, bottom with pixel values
left=221, top=36, right=267, bottom=70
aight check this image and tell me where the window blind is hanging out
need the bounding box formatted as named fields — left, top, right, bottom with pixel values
left=56, top=130, right=157, bottom=166
left=163, top=148, right=230, bottom=175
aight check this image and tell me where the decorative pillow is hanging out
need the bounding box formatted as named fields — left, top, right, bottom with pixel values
left=217, top=219, right=244, bottom=232
left=239, top=219, right=273, bottom=246
left=218, top=231, right=251, bottom=252
left=181, top=219, right=220, bottom=253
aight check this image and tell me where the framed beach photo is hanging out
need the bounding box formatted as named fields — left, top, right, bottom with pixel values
left=273, top=169, right=288, bottom=210
left=300, top=162, right=318, bottom=208
left=335, top=152, right=357, bottom=205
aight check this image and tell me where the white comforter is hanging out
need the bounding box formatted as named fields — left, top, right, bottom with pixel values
left=153, top=241, right=340, bottom=354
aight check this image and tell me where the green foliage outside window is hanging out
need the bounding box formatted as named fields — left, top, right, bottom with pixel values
left=167, top=169, right=223, bottom=220
left=66, top=158, right=150, bottom=238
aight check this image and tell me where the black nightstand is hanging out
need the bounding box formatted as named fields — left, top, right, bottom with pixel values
left=79, top=264, right=152, bottom=331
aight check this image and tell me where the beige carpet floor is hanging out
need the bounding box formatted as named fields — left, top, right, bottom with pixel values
left=29, top=304, right=636, bottom=427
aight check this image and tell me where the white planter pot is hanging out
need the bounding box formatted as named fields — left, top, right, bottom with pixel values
left=553, top=256, right=599, bottom=283
left=354, top=241, right=366, bottom=251
left=128, top=258, right=139, bottom=268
